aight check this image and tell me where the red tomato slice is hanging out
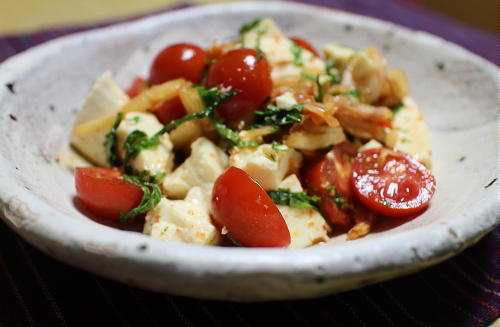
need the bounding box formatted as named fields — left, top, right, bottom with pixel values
left=153, top=97, right=187, bottom=125
left=352, top=148, right=436, bottom=217
left=212, top=167, right=290, bottom=247
left=75, top=167, right=143, bottom=220
left=302, top=142, right=356, bottom=229
left=319, top=198, right=352, bottom=230
left=149, top=43, right=206, bottom=85
left=205, top=48, right=272, bottom=123
left=126, top=77, right=148, bottom=98
left=290, top=37, right=320, bottom=57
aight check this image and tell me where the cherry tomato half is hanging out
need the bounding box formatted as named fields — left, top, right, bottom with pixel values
left=126, top=77, right=148, bottom=98
left=75, top=167, right=143, bottom=220
left=149, top=43, right=206, bottom=85
left=205, top=48, right=272, bottom=122
left=290, top=37, right=320, bottom=57
left=124, top=76, right=186, bottom=124
left=302, top=142, right=356, bottom=229
left=212, top=167, right=290, bottom=247
left=352, top=148, right=436, bottom=217
left=153, top=97, right=187, bottom=125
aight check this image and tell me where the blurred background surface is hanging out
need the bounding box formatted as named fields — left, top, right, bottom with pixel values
left=0, top=0, right=497, bottom=35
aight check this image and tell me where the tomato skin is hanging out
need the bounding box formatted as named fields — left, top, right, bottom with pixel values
left=75, top=167, right=143, bottom=220
left=302, top=143, right=356, bottom=200
left=319, top=198, right=352, bottom=230
left=205, top=49, right=272, bottom=122
left=126, top=77, right=147, bottom=98
left=149, top=43, right=206, bottom=85
left=153, top=97, right=187, bottom=125
left=302, top=142, right=356, bottom=228
left=290, top=37, right=320, bottom=57
left=212, top=167, right=290, bottom=247
left=352, top=148, right=436, bottom=217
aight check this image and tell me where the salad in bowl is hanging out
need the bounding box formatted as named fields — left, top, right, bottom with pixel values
left=66, top=18, right=436, bottom=249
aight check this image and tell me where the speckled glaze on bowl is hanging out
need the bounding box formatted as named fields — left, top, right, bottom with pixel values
left=0, top=2, right=497, bottom=301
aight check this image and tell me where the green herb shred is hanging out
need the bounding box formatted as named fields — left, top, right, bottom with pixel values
left=129, top=116, right=141, bottom=123
left=239, top=18, right=262, bottom=36
left=380, top=200, right=393, bottom=207
left=119, top=175, right=163, bottom=224
left=391, top=103, right=404, bottom=117
left=122, top=130, right=150, bottom=173
left=121, top=86, right=238, bottom=171
left=256, top=49, right=264, bottom=61
left=194, top=86, right=256, bottom=148
left=251, top=104, right=304, bottom=129
left=133, top=170, right=166, bottom=184
left=291, top=42, right=304, bottom=67
left=255, top=28, right=265, bottom=52
left=324, top=185, right=350, bottom=208
left=110, top=86, right=241, bottom=222
left=271, top=141, right=287, bottom=153
left=325, top=59, right=342, bottom=84
left=210, top=114, right=258, bottom=148
left=342, top=90, right=361, bottom=98
left=330, top=194, right=348, bottom=207
left=268, top=188, right=320, bottom=210
left=225, top=233, right=243, bottom=247
left=239, top=18, right=262, bottom=47
left=301, top=72, right=316, bottom=82
left=104, top=112, right=123, bottom=167
left=301, top=72, right=324, bottom=102
left=195, top=85, right=239, bottom=109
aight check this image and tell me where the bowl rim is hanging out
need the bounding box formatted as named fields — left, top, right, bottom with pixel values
left=0, top=1, right=498, bottom=294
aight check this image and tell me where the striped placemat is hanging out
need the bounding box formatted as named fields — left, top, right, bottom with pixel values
left=0, top=219, right=498, bottom=326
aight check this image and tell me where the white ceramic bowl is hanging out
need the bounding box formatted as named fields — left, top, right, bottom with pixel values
left=0, top=2, right=497, bottom=301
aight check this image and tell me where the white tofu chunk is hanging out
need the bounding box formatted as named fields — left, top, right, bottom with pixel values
left=358, top=139, right=383, bottom=152
left=275, top=175, right=330, bottom=249
left=73, top=71, right=129, bottom=125
left=239, top=18, right=325, bottom=80
left=144, top=187, right=220, bottom=245
left=117, top=112, right=174, bottom=175
left=70, top=71, right=129, bottom=166
left=323, top=44, right=356, bottom=69
left=162, top=137, right=228, bottom=199
left=275, top=92, right=298, bottom=109
left=229, top=144, right=302, bottom=190
left=385, top=97, right=433, bottom=168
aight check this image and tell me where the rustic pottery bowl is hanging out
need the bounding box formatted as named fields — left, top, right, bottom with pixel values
left=0, top=2, right=497, bottom=301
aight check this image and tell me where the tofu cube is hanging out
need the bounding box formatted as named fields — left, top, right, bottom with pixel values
left=70, top=71, right=129, bottom=166
left=275, top=92, right=298, bottom=109
left=162, top=137, right=228, bottom=199
left=358, top=139, right=383, bottom=152
left=385, top=97, right=433, bottom=169
left=275, top=175, right=330, bottom=248
left=144, top=186, right=220, bottom=245
left=239, top=18, right=325, bottom=80
left=117, top=112, right=174, bottom=175
left=229, top=144, right=302, bottom=190
left=323, top=44, right=356, bottom=69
